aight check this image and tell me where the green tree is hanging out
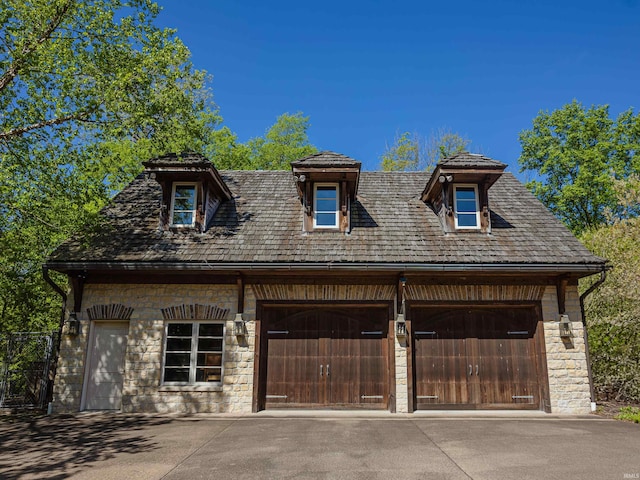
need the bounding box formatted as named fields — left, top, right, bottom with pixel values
left=247, top=112, right=317, bottom=170
left=580, top=217, right=640, bottom=402
left=380, top=128, right=470, bottom=171
left=518, top=100, right=640, bottom=234
left=0, top=0, right=226, bottom=334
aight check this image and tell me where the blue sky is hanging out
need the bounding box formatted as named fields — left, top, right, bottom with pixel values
left=156, top=0, right=640, bottom=178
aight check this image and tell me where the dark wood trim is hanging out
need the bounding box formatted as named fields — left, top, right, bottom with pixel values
left=408, top=300, right=541, bottom=308
left=70, top=273, right=86, bottom=312
left=84, top=272, right=239, bottom=285
left=246, top=274, right=399, bottom=285
left=556, top=277, right=568, bottom=314
left=237, top=275, right=245, bottom=314
left=252, top=304, right=265, bottom=413
left=259, top=300, right=393, bottom=308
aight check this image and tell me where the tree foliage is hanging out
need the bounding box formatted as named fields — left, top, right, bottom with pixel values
left=519, top=100, right=640, bottom=234
left=228, top=112, right=317, bottom=170
left=380, top=128, right=470, bottom=171
left=580, top=217, right=640, bottom=402
left=0, top=0, right=226, bottom=334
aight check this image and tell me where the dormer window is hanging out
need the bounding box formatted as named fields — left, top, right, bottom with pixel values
left=453, top=185, right=480, bottom=229
left=171, top=183, right=198, bottom=226
left=313, top=184, right=339, bottom=228
left=291, top=151, right=362, bottom=233
left=142, top=153, right=233, bottom=233
left=420, top=152, right=506, bottom=234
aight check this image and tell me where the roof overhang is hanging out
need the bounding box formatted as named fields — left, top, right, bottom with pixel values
left=421, top=164, right=506, bottom=203
left=45, top=261, right=607, bottom=278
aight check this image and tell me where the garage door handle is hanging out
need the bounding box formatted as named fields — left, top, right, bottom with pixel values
left=469, top=364, right=472, bottom=376
left=320, top=365, right=323, bottom=377
left=475, top=365, right=479, bottom=376
left=327, top=364, right=330, bottom=376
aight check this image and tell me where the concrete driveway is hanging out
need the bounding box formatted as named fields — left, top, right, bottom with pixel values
left=0, top=412, right=638, bottom=480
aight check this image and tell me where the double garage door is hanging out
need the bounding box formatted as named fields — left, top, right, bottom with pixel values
left=412, top=306, right=545, bottom=410
left=261, top=306, right=391, bottom=409
left=258, top=305, right=546, bottom=411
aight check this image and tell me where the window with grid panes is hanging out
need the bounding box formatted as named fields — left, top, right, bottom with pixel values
left=162, top=322, right=224, bottom=384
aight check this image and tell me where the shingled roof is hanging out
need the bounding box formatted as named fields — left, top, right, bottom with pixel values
left=48, top=166, right=605, bottom=273
left=290, top=151, right=361, bottom=168
left=439, top=152, right=507, bottom=169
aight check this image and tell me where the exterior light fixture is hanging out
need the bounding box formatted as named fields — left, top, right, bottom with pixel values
left=559, top=314, right=572, bottom=339
left=396, top=313, right=407, bottom=339
left=67, top=312, right=80, bottom=336
left=234, top=313, right=247, bottom=337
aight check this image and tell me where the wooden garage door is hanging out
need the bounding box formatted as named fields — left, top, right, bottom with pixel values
left=412, top=306, right=543, bottom=410
left=262, top=307, right=389, bottom=409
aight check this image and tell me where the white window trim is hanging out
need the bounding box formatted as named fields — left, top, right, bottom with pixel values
left=313, top=183, right=339, bottom=229
left=453, top=184, right=481, bottom=230
left=161, top=321, right=225, bottom=386
left=169, top=182, right=198, bottom=227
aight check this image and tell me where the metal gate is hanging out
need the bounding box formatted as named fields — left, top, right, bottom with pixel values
left=0, top=332, right=59, bottom=410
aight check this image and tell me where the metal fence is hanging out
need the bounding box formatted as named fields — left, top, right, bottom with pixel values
left=0, top=331, right=59, bottom=410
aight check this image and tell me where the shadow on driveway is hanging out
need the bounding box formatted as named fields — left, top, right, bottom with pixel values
left=0, top=413, right=172, bottom=480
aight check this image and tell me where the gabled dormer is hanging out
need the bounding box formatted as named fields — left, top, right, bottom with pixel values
left=421, top=152, right=506, bottom=234
left=142, top=153, right=232, bottom=233
left=291, top=151, right=361, bottom=233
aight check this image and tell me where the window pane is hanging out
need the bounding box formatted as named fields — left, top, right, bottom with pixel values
left=316, top=212, right=337, bottom=226
left=167, top=337, right=192, bottom=351
left=165, top=353, right=191, bottom=366
left=199, top=324, right=223, bottom=336
left=175, top=185, right=195, bottom=200
left=457, top=199, right=476, bottom=213
left=457, top=213, right=478, bottom=227
left=316, top=186, right=336, bottom=199
left=198, top=338, right=223, bottom=351
left=197, top=353, right=222, bottom=366
left=164, top=368, right=189, bottom=382
left=456, top=188, right=475, bottom=200
left=173, top=197, right=195, bottom=210
left=316, top=199, right=337, bottom=212
left=196, top=367, right=221, bottom=382
left=172, top=211, right=194, bottom=225
left=168, top=324, right=192, bottom=336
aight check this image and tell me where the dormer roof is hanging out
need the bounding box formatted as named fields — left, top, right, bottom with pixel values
left=438, top=152, right=507, bottom=169
left=291, top=150, right=361, bottom=201
left=421, top=152, right=506, bottom=203
left=142, top=152, right=232, bottom=201
left=291, top=151, right=362, bottom=168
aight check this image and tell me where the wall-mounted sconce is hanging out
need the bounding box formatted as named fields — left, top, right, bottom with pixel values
left=67, top=312, right=80, bottom=336
left=559, top=314, right=572, bottom=339
left=234, top=313, right=247, bottom=338
left=396, top=313, right=406, bottom=340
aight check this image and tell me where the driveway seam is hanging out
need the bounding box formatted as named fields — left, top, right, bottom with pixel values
left=410, top=419, right=475, bottom=480
left=158, top=418, right=238, bottom=479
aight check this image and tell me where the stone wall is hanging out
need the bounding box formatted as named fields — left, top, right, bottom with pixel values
left=541, top=284, right=592, bottom=414
left=52, top=283, right=256, bottom=414
left=52, top=280, right=593, bottom=415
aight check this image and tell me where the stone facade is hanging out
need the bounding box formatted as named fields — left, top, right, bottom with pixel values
left=541, top=284, right=592, bottom=414
left=53, top=281, right=593, bottom=415
left=52, top=283, right=256, bottom=414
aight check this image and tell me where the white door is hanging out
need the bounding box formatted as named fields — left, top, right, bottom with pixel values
left=84, top=322, right=129, bottom=410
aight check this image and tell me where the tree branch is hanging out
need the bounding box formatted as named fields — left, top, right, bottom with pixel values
left=0, top=0, right=75, bottom=93
left=0, top=112, right=87, bottom=140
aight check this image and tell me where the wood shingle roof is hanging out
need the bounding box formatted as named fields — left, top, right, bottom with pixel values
left=48, top=165, right=605, bottom=271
